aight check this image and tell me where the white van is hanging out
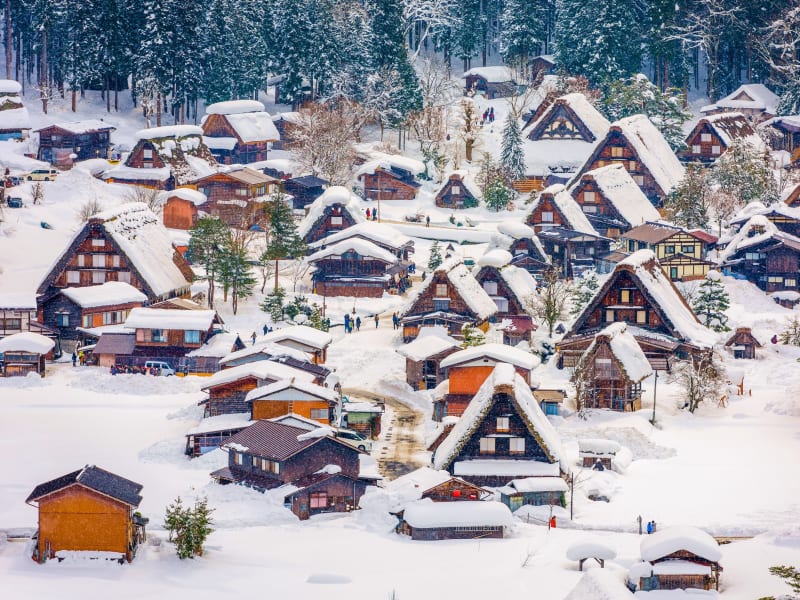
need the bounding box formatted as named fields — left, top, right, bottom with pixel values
left=144, top=361, right=175, bottom=376
left=334, top=428, right=372, bottom=452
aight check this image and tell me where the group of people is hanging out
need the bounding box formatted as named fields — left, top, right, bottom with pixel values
left=343, top=313, right=361, bottom=333
left=646, top=520, right=658, bottom=534
left=109, top=364, right=165, bottom=376
left=365, top=208, right=379, bottom=221
left=71, top=350, right=86, bottom=366
left=481, top=107, right=495, bottom=125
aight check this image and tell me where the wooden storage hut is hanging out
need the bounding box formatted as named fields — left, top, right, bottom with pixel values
left=724, top=327, right=762, bottom=359
left=533, top=389, right=566, bottom=416
left=161, top=188, right=208, bottom=230
left=356, top=154, right=423, bottom=201
left=184, top=413, right=252, bottom=458
left=396, top=328, right=461, bottom=391
left=201, top=100, right=279, bottom=164
left=298, top=186, right=366, bottom=245
left=400, top=500, right=513, bottom=540
left=35, top=120, right=115, bottom=165
left=498, top=477, right=567, bottom=511
left=283, top=175, right=328, bottom=209
left=341, top=400, right=384, bottom=439
left=26, top=465, right=147, bottom=563
left=246, top=378, right=338, bottom=424
left=435, top=171, right=482, bottom=209
left=0, top=332, right=55, bottom=377
left=0, top=79, right=31, bottom=140
left=260, top=325, right=332, bottom=365
left=462, top=67, right=517, bottom=99
left=420, top=477, right=490, bottom=502
left=636, top=526, right=723, bottom=592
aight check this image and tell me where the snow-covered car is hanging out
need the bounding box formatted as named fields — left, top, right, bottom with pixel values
left=404, top=212, right=425, bottom=223
left=26, top=168, right=59, bottom=181
left=334, top=428, right=372, bottom=452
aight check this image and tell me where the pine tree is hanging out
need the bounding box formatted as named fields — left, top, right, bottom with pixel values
left=499, top=0, right=546, bottom=68
left=500, top=114, right=525, bottom=183
left=484, top=175, right=514, bottom=211
left=217, top=232, right=256, bottom=315
left=664, top=164, right=712, bottom=229
left=261, top=287, right=287, bottom=322
left=188, top=217, right=229, bottom=309
left=712, top=138, right=779, bottom=206
left=260, top=191, right=306, bottom=292
left=163, top=496, right=214, bottom=559
left=779, top=316, right=800, bottom=346
left=428, top=241, right=443, bottom=271
left=692, top=273, right=730, bottom=332
left=188, top=497, right=214, bottom=558
left=308, top=303, right=329, bottom=331
left=570, top=272, right=599, bottom=317
left=461, top=323, right=486, bottom=347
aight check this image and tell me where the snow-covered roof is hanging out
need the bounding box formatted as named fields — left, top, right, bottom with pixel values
left=186, top=332, right=240, bottom=358
left=701, top=83, right=778, bottom=115
left=298, top=186, right=365, bottom=239
left=219, top=341, right=311, bottom=366
left=566, top=539, right=617, bottom=561
left=433, top=363, right=567, bottom=473
left=453, top=459, right=560, bottom=477
left=355, top=152, right=425, bottom=178
left=462, top=66, right=516, bottom=84
left=396, top=327, right=460, bottom=361
left=161, top=187, right=208, bottom=206
left=526, top=93, right=610, bottom=142
left=581, top=322, right=653, bottom=383
left=383, top=467, right=453, bottom=503
left=403, top=499, right=513, bottom=528
left=201, top=360, right=315, bottom=391
left=102, top=165, right=171, bottom=182
left=135, top=125, right=204, bottom=141
left=698, top=112, right=765, bottom=151
left=306, top=238, right=397, bottom=264
left=224, top=112, right=280, bottom=143
left=0, top=332, right=55, bottom=354
left=0, top=107, right=30, bottom=131
left=440, top=342, right=539, bottom=371
left=640, top=526, right=722, bottom=563
left=441, top=169, right=483, bottom=200
left=534, top=184, right=599, bottom=235
left=60, top=282, right=147, bottom=309
left=124, top=307, right=216, bottom=331
left=308, top=222, right=413, bottom=251
left=186, top=413, right=252, bottom=435
left=261, top=325, right=333, bottom=350
left=499, top=265, right=538, bottom=306
left=0, top=292, right=36, bottom=309
left=574, top=164, right=660, bottom=227
left=205, top=100, right=265, bottom=115
left=0, top=79, right=22, bottom=94
left=564, top=569, right=634, bottom=600
left=36, top=119, right=114, bottom=134
left=719, top=215, right=800, bottom=262
left=612, top=114, right=685, bottom=196
left=87, top=203, right=191, bottom=298
left=523, top=138, right=599, bottom=177
left=477, top=248, right=513, bottom=268
left=497, top=220, right=536, bottom=240
left=269, top=413, right=324, bottom=431
left=202, top=136, right=237, bottom=151
left=245, top=377, right=338, bottom=403
left=615, top=250, right=716, bottom=347
left=506, top=476, right=568, bottom=493
left=578, top=439, right=623, bottom=456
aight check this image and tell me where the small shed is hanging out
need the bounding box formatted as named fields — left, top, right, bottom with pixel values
left=161, top=188, right=208, bottom=230
left=92, top=332, right=136, bottom=367
left=566, top=539, right=617, bottom=571
left=435, top=171, right=482, bottom=209
left=533, top=388, right=566, bottom=416
left=283, top=175, right=328, bottom=209
left=723, top=327, right=762, bottom=359
left=0, top=332, right=55, bottom=377
left=578, top=438, right=624, bottom=469
left=498, top=477, right=568, bottom=511
left=637, top=526, right=723, bottom=592
left=341, top=400, right=384, bottom=439
left=396, top=327, right=461, bottom=391
left=462, top=67, right=517, bottom=99
left=185, top=413, right=252, bottom=457
left=420, top=476, right=490, bottom=502
left=399, top=499, right=513, bottom=540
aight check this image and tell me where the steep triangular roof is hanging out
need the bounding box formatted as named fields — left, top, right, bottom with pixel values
left=493, top=221, right=550, bottom=265
left=433, top=363, right=567, bottom=474
left=298, top=186, right=365, bottom=241
left=529, top=184, right=599, bottom=235
left=720, top=215, right=800, bottom=262
left=473, top=255, right=538, bottom=315
left=701, top=83, right=778, bottom=115
left=577, top=322, right=653, bottom=384
left=524, top=93, right=610, bottom=143
left=568, top=250, right=715, bottom=348
left=686, top=112, right=765, bottom=152
left=570, top=163, right=660, bottom=228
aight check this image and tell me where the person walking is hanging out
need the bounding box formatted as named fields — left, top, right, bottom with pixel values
left=344, top=313, right=351, bottom=333
left=366, top=207, right=371, bottom=219
left=425, top=215, right=430, bottom=228
left=646, top=521, right=653, bottom=535
left=71, top=351, right=77, bottom=367
left=78, top=351, right=85, bottom=366
left=355, top=316, right=361, bottom=331
left=251, top=331, right=257, bottom=345
left=374, top=314, right=379, bottom=328
left=263, top=324, right=268, bottom=335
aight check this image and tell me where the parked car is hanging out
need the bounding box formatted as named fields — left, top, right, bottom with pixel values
left=144, top=360, right=175, bottom=376
left=26, top=169, right=59, bottom=181
left=6, top=175, right=23, bottom=186
left=6, top=197, right=23, bottom=208
left=334, top=428, right=372, bottom=452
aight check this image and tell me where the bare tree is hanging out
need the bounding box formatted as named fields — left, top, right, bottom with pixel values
left=755, top=6, right=800, bottom=86
left=125, top=186, right=163, bottom=214
left=290, top=260, right=310, bottom=293
left=456, top=98, right=481, bottom=163
left=408, top=58, right=460, bottom=158
left=569, top=355, right=594, bottom=415
left=525, top=267, right=570, bottom=337
left=667, top=350, right=727, bottom=413
left=402, top=0, right=458, bottom=62
left=31, top=182, right=45, bottom=205
left=77, top=197, right=103, bottom=222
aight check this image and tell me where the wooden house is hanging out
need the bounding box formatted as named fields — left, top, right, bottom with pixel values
left=782, top=181, right=800, bottom=208
left=621, top=222, right=714, bottom=281
left=700, top=83, right=778, bottom=121
left=25, top=465, right=147, bottom=563
left=0, top=332, right=55, bottom=377
left=308, top=222, right=415, bottom=277
left=200, top=360, right=318, bottom=416
left=0, top=79, right=30, bottom=140
left=432, top=363, right=567, bottom=487
left=341, top=400, right=384, bottom=439
left=219, top=340, right=313, bottom=369
left=434, top=343, right=539, bottom=421
left=201, top=100, right=279, bottom=164
left=520, top=93, right=610, bottom=193
left=500, top=315, right=538, bottom=347
left=400, top=257, right=498, bottom=342
left=573, top=322, right=653, bottom=411
left=680, top=112, right=765, bottom=164
left=570, top=114, right=685, bottom=207
left=161, top=188, right=208, bottom=230
left=462, top=66, right=517, bottom=99
left=356, top=153, right=423, bottom=201
left=92, top=332, right=136, bottom=368
left=270, top=112, right=300, bottom=150
left=537, top=227, right=612, bottom=279
left=764, top=116, right=800, bottom=166
left=556, top=250, right=715, bottom=371
left=494, top=221, right=551, bottom=275
left=729, top=202, right=800, bottom=238
left=298, top=185, right=365, bottom=245
left=498, top=476, right=568, bottom=511
left=102, top=125, right=216, bottom=190
left=719, top=216, right=800, bottom=292
left=533, top=388, right=566, bottom=416
left=0, top=292, right=60, bottom=345
left=211, top=420, right=375, bottom=520
left=307, top=238, right=406, bottom=298
left=185, top=413, right=252, bottom=458
left=397, top=327, right=461, bottom=391
left=528, top=55, right=556, bottom=79
left=473, top=249, right=538, bottom=318
left=724, top=327, right=762, bottom=359
left=635, top=526, right=722, bottom=592
left=399, top=500, right=513, bottom=540
left=420, top=476, right=490, bottom=502
left=578, top=438, right=624, bottom=469
left=569, top=163, right=661, bottom=238
left=36, top=203, right=194, bottom=305
left=123, top=306, right=220, bottom=357
left=435, top=171, right=482, bottom=209
left=260, top=325, right=332, bottom=365
left=39, top=281, right=146, bottom=341
left=193, top=167, right=278, bottom=227
left=35, top=120, right=115, bottom=165
left=526, top=184, right=600, bottom=235
left=246, top=378, right=338, bottom=423
left=283, top=175, right=328, bottom=209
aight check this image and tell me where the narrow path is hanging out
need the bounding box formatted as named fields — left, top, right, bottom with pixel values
left=342, top=387, right=427, bottom=481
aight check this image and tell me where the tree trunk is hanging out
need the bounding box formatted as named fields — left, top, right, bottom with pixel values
left=4, top=0, right=11, bottom=79
left=465, top=139, right=473, bottom=162
left=115, top=81, right=119, bottom=112
left=274, top=258, right=280, bottom=292
left=157, top=91, right=162, bottom=127
left=106, top=74, right=111, bottom=112
left=40, top=28, right=47, bottom=114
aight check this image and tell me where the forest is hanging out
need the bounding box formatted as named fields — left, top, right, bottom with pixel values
left=1, top=0, right=799, bottom=121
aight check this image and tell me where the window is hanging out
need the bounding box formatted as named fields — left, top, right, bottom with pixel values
left=236, top=188, right=247, bottom=196
left=510, top=438, right=525, bottom=454
left=143, top=148, right=153, bottom=159
left=582, top=204, right=597, bottom=214
left=112, top=255, right=121, bottom=267
left=768, top=276, right=784, bottom=283
left=55, top=312, right=70, bottom=327
left=67, top=271, right=80, bottom=283
left=494, top=297, right=508, bottom=312
left=1, top=318, right=21, bottom=330
left=151, top=329, right=167, bottom=343
left=310, top=408, right=328, bottom=420
left=541, top=211, right=554, bottom=222
left=634, top=175, right=644, bottom=185
left=664, top=245, right=675, bottom=255
left=636, top=310, right=647, bottom=324
left=435, top=284, right=448, bottom=297
left=451, top=185, right=460, bottom=194
left=692, top=145, right=701, bottom=154
left=252, top=456, right=259, bottom=467
left=310, top=492, right=328, bottom=509
left=91, top=238, right=105, bottom=247
left=701, top=133, right=712, bottom=142
left=77, top=254, right=86, bottom=267
left=184, top=330, right=201, bottom=344
left=682, top=245, right=695, bottom=254
left=479, top=437, right=495, bottom=454
left=611, top=146, right=624, bottom=158
left=92, top=271, right=106, bottom=284
left=483, top=281, right=498, bottom=295
left=82, top=315, right=92, bottom=328
left=433, top=298, right=450, bottom=311
left=712, top=145, right=721, bottom=155
left=583, top=191, right=596, bottom=202
left=605, top=309, right=615, bottom=322
left=496, top=417, right=509, bottom=432
left=629, top=161, right=638, bottom=171
left=234, top=452, right=243, bottom=465
left=143, top=161, right=153, bottom=169
left=118, top=271, right=131, bottom=283
left=620, top=290, right=630, bottom=303
left=93, top=254, right=105, bottom=268
left=786, top=279, right=797, bottom=288
left=331, top=216, right=343, bottom=225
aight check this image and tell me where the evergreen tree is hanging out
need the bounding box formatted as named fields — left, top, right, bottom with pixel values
left=163, top=496, right=214, bottom=560
left=188, top=217, right=229, bottom=309
left=188, top=497, right=214, bottom=558
left=428, top=241, right=443, bottom=271
left=499, top=0, right=546, bottom=68
left=779, top=316, right=800, bottom=346
left=308, top=303, right=329, bottom=331
left=712, top=138, right=779, bottom=206
left=692, top=273, right=730, bottom=332
left=217, top=232, right=256, bottom=315
left=500, top=114, right=525, bottom=182
left=260, top=192, right=306, bottom=292
left=272, top=0, right=313, bottom=106
left=555, top=0, right=644, bottom=86
left=461, top=323, right=486, bottom=348
left=261, top=287, right=287, bottom=322
left=484, top=175, right=514, bottom=211
left=570, top=271, right=599, bottom=317
left=664, top=164, right=712, bottom=229
left=766, top=565, right=800, bottom=596
left=453, top=0, right=482, bottom=70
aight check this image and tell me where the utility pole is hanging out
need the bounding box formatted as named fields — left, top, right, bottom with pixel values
left=569, top=472, right=574, bottom=521
left=651, top=370, right=659, bottom=425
